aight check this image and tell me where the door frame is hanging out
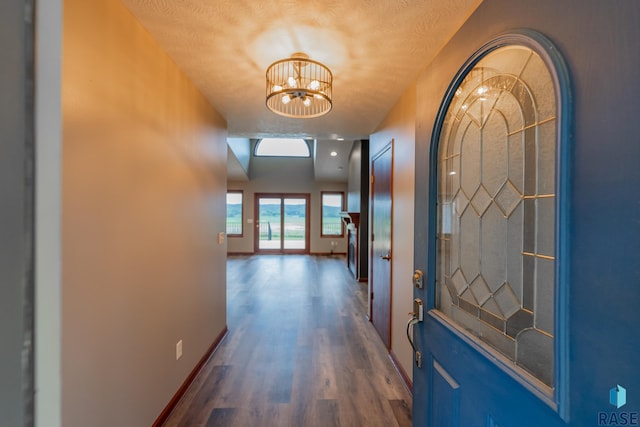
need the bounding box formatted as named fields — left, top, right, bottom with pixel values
left=369, top=140, right=394, bottom=348
left=2, top=1, right=37, bottom=425
left=253, top=193, right=311, bottom=254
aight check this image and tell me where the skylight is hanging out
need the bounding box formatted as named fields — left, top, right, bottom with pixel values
left=254, top=138, right=310, bottom=157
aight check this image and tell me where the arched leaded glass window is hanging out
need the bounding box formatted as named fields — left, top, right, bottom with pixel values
left=435, top=43, right=560, bottom=387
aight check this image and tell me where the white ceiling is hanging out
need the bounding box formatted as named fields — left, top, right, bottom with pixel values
left=120, top=0, right=482, bottom=141
left=120, top=0, right=481, bottom=182
left=226, top=138, right=353, bottom=182
left=314, top=139, right=353, bottom=182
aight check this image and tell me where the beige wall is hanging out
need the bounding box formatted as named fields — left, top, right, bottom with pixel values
left=228, top=155, right=348, bottom=254
left=62, top=0, right=228, bottom=425
left=370, top=86, right=417, bottom=383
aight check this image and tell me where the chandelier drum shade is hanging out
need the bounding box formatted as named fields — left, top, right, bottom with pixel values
left=266, top=53, right=333, bottom=118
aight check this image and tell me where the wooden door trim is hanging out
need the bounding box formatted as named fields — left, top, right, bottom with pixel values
left=152, top=327, right=228, bottom=426
left=253, top=193, right=311, bottom=254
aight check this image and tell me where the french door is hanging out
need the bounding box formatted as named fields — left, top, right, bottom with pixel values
left=254, top=193, right=310, bottom=254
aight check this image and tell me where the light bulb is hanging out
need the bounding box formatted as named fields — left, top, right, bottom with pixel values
left=287, top=76, right=297, bottom=87
left=303, top=97, right=311, bottom=107
left=281, top=94, right=291, bottom=104
left=308, top=80, right=320, bottom=90
left=272, top=85, right=283, bottom=92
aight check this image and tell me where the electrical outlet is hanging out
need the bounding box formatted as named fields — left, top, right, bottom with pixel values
left=218, top=232, right=225, bottom=245
left=176, top=340, right=182, bottom=360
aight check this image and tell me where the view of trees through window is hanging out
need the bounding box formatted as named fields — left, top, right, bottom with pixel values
left=226, top=191, right=243, bottom=236
left=257, top=197, right=307, bottom=248
left=257, top=199, right=305, bottom=239
left=227, top=190, right=344, bottom=241
left=321, top=192, right=344, bottom=236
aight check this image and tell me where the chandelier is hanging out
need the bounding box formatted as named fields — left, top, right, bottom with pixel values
left=266, top=53, right=333, bottom=118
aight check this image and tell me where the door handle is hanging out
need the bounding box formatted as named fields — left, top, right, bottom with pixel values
left=380, top=252, right=391, bottom=261
left=407, top=298, right=423, bottom=368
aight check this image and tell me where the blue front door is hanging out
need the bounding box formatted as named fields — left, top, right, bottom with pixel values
left=411, top=21, right=640, bottom=427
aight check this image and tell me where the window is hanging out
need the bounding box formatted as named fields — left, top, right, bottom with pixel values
left=254, top=138, right=310, bottom=157
left=435, top=44, right=558, bottom=387
left=226, top=191, right=243, bottom=237
left=321, top=192, right=344, bottom=237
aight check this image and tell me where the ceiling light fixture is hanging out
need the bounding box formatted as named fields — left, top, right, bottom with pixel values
left=266, top=52, right=333, bottom=119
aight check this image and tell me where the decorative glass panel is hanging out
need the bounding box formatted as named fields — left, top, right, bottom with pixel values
left=435, top=45, right=557, bottom=387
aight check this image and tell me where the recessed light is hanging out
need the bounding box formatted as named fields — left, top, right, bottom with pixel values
left=330, top=151, right=338, bottom=157
left=337, top=137, right=344, bottom=141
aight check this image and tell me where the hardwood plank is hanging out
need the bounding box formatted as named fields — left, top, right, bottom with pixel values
left=162, top=255, right=412, bottom=426
left=205, top=408, right=237, bottom=427
left=171, top=365, right=231, bottom=426
left=389, top=399, right=412, bottom=427
left=315, top=399, right=340, bottom=427
left=290, top=344, right=315, bottom=426
left=154, top=328, right=228, bottom=427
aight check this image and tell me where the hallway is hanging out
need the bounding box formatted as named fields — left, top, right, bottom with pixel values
left=163, top=255, right=412, bottom=426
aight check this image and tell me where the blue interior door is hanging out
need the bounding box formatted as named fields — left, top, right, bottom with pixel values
left=413, top=34, right=572, bottom=427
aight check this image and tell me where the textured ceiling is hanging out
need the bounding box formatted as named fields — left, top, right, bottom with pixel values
left=120, top=0, right=481, bottom=140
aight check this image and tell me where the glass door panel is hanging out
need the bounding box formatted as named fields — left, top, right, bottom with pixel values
left=258, top=197, right=281, bottom=250
left=284, top=198, right=307, bottom=250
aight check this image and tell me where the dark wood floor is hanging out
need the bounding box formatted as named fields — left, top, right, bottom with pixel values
left=163, top=255, right=412, bottom=427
